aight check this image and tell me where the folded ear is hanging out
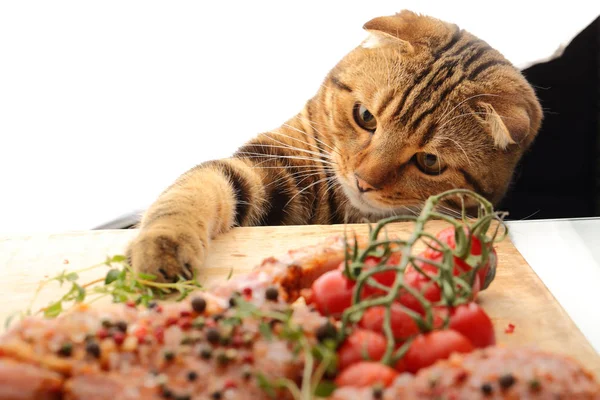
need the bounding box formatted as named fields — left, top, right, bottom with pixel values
left=362, top=10, right=450, bottom=53
left=361, top=10, right=419, bottom=52
left=476, top=102, right=533, bottom=150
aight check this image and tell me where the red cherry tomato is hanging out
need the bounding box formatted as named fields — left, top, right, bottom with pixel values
left=448, top=302, right=495, bottom=348
left=335, top=361, right=399, bottom=388
left=360, top=256, right=398, bottom=297
left=423, top=226, right=494, bottom=287
left=337, top=329, right=388, bottom=370
left=311, top=270, right=355, bottom=317
left=400, top=330, right=474, bottom=373
left=397, top=267, right=442, bottom=314
left=359, top=303, right=420, bottom=340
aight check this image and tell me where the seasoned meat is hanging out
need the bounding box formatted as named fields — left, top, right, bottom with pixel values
left=332, top=346, right=600, bottom=399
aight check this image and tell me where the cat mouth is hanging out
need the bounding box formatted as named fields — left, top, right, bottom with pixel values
left=339, top=175, right=397, bottom=216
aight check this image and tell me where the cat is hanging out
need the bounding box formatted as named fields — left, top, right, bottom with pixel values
left=127, top=10, right=543, bottom=282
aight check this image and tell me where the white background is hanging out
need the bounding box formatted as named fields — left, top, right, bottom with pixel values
left=1, top=1, right=599, bottom=233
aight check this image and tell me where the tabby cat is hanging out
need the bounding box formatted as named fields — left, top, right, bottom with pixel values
left=127, top=10, right=542, bottom=282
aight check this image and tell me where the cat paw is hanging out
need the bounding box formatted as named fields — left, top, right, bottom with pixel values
left=127, top=227, right=206, bottom=283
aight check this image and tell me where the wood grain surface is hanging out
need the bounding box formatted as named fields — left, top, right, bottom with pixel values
left=1, top=221, right=599, bottom=379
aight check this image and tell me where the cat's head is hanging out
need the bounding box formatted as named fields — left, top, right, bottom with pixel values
left=319, top=10, right=542, bottom=216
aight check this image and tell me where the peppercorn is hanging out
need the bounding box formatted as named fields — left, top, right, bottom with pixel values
left=206, top=328, right=221, bottom=344
left=241, top=365, right=252, bottom=380
left=265, top=286, right=279, bottom=301
left=498, top=374, right=516, bottom=390
left=101, top=319, right=112, bottom=328
left=115, top=320, right=128, bottom=333
left=191, top=296, right=207, bottom=313
left=160, top=385, right=173, bottom=399
left=211, top=391, right=222, bottom=400
left=58, top=342, right=73, bottom=357
left=164, top=350, right=175, bottom=362
left=212, top=314, right=224, bottom=322
left=85, top=341, right=101, bottom=358
left=147, top=301, right=158, bottom=309
left=215, top=349, right=229, bottom=365
left=481, top=383, right=493, bottom=395
left=187, top=370, right=198, bottom=382
left=174, top=395, right=191, bottom=400
left=228, top=296, right=237, bottom=308
left=372, top=384, right=384, bottom=399
left=315, top=321, right=337, bottom=342
left=199, top=346, right=213, bottom=360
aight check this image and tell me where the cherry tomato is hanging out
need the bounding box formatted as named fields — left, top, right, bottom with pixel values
left=423, top=226, right=494, bottom=287
left=337, top=329, right=387, bottom=370
left=400, top=330, right=474, bottom=373
left=448, top=302, right=495, bottom=348
left=340, top=254, right=402, bottom=298
left=359, top=303, right=420, bottom=340
left=397, top=267, right=442, bottom=314
left=311, top=270, right=355, bottom=317
left=335, top=361, right=399, bottom=388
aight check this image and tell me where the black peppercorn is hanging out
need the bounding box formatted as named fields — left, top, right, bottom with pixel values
left=215, top=349, right=229, bottom=365
left=115, top=320, right=128, bottom=333
left=211, top=391, right=222, bottom=400
left=148, top=301, right=158, bottom=309
left=265, top=287, right=279, bottom=301
left=160, top=385, right=173, bottom=399
left=174, top=395, right=191, bottom=400
left=241, top=365, right=252, bottom=380
left=101, top=319, right=112, bottom=328
left=212, top=313, right=224, bottom=322
left=191, top=296, right=207, bottom=313
left=164, top=350, right=175, bottom=362
left=315, top=321, right=337, bottom=342
left=228, top=296, right=237, bottom=308
left=199, top=346, right=213, bottom=360
left=187, top=370, right=198, bottom=382
left=58, top=342, right=73, bottom=357
left=206, top=328, right=221, bottom=344
left=372, top=384, right=384, bottom=399
left=85, top=341, right=101, bottom=358
left=481, top=383, right=493, bottom=395
left=498, top=374, right=516, bottom=390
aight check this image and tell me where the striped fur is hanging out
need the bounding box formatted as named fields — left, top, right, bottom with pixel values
left=128, top=10, right=543, bottom=282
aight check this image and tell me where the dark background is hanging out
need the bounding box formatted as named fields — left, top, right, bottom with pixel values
left=498, top=16, right=600, bottom=221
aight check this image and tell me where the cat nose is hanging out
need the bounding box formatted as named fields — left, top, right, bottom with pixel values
left=355, top=174, right=378, bottom=193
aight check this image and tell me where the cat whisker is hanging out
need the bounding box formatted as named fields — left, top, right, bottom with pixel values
left=263, top=129, right=335, bottom=159
left=284, top=176, right=336, bottom=209
left=436, top=93, right=501, bottom=126
left=236, top=152, right=337, bottom=166
left=437, top=110, right=520, bottom=134
left=280, top=122, right=339, bottom=155
left=265, top=169, right=329, bottom=188
left=436, top=135, right=472, bottom=168
left=247, top=142, right=334, bottom=161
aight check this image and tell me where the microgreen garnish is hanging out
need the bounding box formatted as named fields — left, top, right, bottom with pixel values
left=5, top=254, right=202, bottom=329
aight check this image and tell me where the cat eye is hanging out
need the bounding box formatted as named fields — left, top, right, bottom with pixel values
left=352, top=103, right=377, bottom=133
left=414, top=152, right=446, bottom=175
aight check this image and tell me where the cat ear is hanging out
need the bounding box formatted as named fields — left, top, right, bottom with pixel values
left=361, top=11, right=417, bottom=53
left=476, top=102, right=532, bottom=150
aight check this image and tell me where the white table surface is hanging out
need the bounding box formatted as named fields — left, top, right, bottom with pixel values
left=508, top=218, right=600, bottom=354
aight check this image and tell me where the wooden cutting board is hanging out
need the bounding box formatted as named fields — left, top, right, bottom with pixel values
left=1, top=221, right=599, bottom=380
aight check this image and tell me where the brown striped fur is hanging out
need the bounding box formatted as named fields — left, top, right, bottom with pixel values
left=127, top=10, right=542, bottom=282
